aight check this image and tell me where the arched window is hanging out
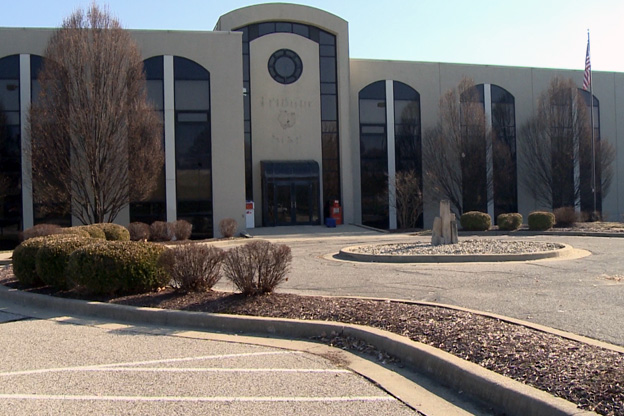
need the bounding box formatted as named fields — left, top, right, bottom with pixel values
left=359, top=80, right=422, bottom=229
left=236, top=22, right=340, bottom=207
left=0, top=55, right=21, bottom=235
left=129, top=56, right=166, bottom=224
left=460, top=84, right=517, bottom=219
left=174, top=57, right=212, bottom=238
left=394, top=82, right=421, bottom=174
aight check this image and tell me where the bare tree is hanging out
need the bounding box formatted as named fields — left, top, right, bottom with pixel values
left=519, top=77, right=613, bottom=213
left=389, top=169, right=423, bottom=229
left=29, top=4, right=162, bottom=224
left=423, top=78, right=492, bottom=215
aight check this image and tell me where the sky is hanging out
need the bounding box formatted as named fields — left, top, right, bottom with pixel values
left=2, top=0, right=624, bottom=73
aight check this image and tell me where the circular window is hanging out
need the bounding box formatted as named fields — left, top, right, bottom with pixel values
left=268, top=49, right=303, bottom=84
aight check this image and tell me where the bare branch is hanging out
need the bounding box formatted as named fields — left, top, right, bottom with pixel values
left=423, top=78, right=493, bottom=215
left=519, top=76, right=613, bottom=214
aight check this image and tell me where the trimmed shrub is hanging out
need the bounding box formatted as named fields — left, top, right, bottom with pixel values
left=460, top=211, right=491, bottom=231
left=58, top=227, right=91, bottom=238
left=149, top=221, right=173, bottom=241
left=67, top=241, right=168, bottom=295
left=22, top=224, right=62, bottom=241
left=36, top=237, right=93, bottom=290
left=159, top=244, right=224, bottom=292
left=13, top=235, right=80, bottom=286
left=554, top=206, right=578, bottom=227
left=92, top=223, right=130, bottom=241
left=528, top=211, right=555, bottom=231
left=127, top=222, right=151, bottom=241
left=172, top=220, right=192, bottom=241
left=497, top=213, right=523, bottom=231
left=75, top=225, right=106, bottom=239
left=222, top=241, right=291, bottom=295
left=219, top=218, right=238, bottom=238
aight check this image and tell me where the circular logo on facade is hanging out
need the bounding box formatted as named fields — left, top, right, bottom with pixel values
left=268, top=49, right=303, bottom=85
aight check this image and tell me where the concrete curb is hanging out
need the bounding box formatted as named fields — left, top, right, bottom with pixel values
left=460, top=230, right=624, bottom=238
left=0, top=284, right=595, bottom=416
left=338, top=243, right=574, bottom=263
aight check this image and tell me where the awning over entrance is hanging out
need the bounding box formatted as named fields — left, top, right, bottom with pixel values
left=260, top=161, right=319, bottom=180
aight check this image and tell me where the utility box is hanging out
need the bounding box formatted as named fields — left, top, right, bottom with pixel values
left=245, top=201, right=255, bottom=228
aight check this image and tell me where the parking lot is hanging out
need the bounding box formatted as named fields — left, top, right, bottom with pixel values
left=0, top=313, right=417, bottom=416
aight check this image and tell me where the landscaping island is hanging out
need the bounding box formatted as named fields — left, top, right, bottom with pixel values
left=339, top=239, right=572, bottom=263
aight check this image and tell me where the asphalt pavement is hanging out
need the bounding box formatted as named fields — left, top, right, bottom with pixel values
left=230, top=225, right=624, bottom=347
left=0, top=306, right=421, bottom=416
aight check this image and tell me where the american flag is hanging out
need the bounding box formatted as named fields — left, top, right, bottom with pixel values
left=583, top=37, right=591, bottom=91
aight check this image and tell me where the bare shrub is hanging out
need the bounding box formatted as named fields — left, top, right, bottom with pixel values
left=219, top=218, right=238, bottom=238
left=252, top=241, right=292, bottom=293
left=159, top=244, right=224, bottom=292
left=173, top=220, right=192, bottom=241
left=222, top=245, right=256, bottom=295
left=127, top=222, right=150, bottom=241
left=22, top=224, right=62, bottom=241
left=554, top=206, right=578, bottom=227
left=390, top=169, right=423, bottom=229
left=222, top=241, right=291, bottom=295
left=149, top=221, right=173, bottom=241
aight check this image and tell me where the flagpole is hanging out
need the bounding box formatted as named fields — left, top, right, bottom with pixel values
left=588, top=29, right=596, bottom=217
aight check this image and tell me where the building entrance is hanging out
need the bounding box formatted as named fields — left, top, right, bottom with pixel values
left=261, top=161, right=320, bottom=226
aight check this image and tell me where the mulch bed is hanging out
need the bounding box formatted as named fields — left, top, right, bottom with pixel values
left=1, top=267, right=622, bottom=415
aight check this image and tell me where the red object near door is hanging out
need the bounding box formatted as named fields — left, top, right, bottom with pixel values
left=330, top=200, right=342, bottom=225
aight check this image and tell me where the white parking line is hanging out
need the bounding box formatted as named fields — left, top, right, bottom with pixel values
left=0, top=394, right=396, bottom=403
left=0, top=351, right=304, bottom=377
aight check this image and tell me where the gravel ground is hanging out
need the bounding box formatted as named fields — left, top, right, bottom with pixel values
left=1, top=265, right=622, bottom=416
left=351, top=239, right=564, bottom=255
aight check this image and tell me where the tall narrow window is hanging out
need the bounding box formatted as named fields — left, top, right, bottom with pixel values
left=0, top=55, right=21, bottom=236
left=460, top=84, right=488, bottom=213
left=461, top=84, right=517, bottom=219
left=393, top=81, right=422, bottom=228
left=174, top=57, right=212, bottom=238
left=359, top=81, right=387, bottom=229
left=30, top=55, right=71, bottom=226
left=578, top=89, right=601, bottom=213
left=491, top=85, right=517, bottom=218
left=129, top=56, right=166, bottom=224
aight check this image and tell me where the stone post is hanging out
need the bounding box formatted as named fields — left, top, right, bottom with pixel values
left=432, top=200, right=458, bottom=245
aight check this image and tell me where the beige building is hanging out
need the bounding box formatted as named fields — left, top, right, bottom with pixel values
left=1, top=3, right=623, bottom=239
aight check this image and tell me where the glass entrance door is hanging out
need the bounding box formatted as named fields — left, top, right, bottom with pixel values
left=260, top=161, right=321, bottom=227
left=276, top=184, right=293, bottom=225
left=265, top=180, right=319, bottom=226
left=294, top=182, right=319, bottom=224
